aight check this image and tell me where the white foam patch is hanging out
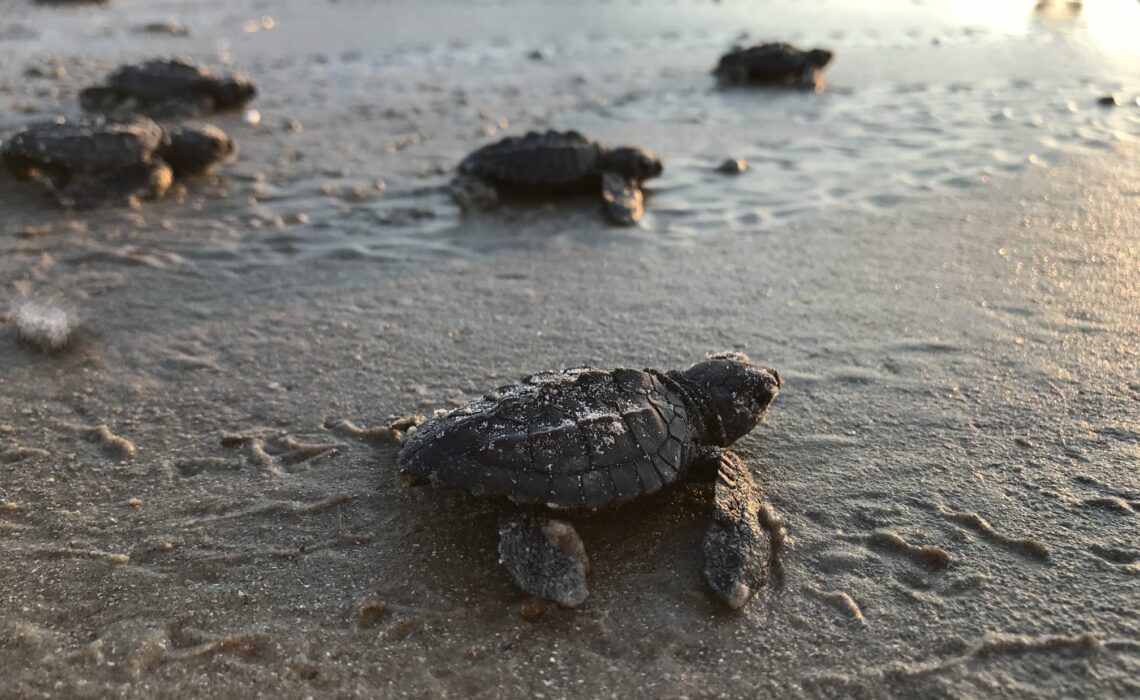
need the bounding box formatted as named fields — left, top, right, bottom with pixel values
left=14, top=300, right=77, bottom=351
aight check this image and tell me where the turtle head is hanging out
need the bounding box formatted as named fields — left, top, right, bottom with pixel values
left=680, top=352, right=780, bottom=446
left=807, top=48, right=834, bottom=69
left=600, top=147, right=663, bottom=182
left=209, top=73, right=258, bottom=109
left=160, top=124, right=237, bottom=176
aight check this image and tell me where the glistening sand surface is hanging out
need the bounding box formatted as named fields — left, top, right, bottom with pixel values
left=1, top=1, right=1139, bottom=698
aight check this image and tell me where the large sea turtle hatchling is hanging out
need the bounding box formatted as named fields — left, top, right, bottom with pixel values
left=451, top=130, right=663, bottom=226
left=79, top=58, right=257, bottom=119
left=714, top=42, right=834, bottom=90
left=2, top=116, right=236, bottom=208
left=397, top=352, right=784, bottom=609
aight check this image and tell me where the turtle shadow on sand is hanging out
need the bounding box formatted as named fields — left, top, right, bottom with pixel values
left=384, top=181, right=667, bottom=262
left=390, top=469, right=781, bottom=616
left=394, top=353, right=787, bottom=611
left=441, top=189, right=662, bottom=244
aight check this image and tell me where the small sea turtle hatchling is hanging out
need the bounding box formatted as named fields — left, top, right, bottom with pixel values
left=451, top=130, right=663, bottom=225
left=714, top=42, right=834, bottom=90
left=79, top=58, right=257, bottom=118
left=2, top=116, right=236, bottom=208
left=398, top=352, right=784, bottom=609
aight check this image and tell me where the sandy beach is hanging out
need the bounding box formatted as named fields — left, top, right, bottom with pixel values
left=1, top=1, right=1138, bottom=697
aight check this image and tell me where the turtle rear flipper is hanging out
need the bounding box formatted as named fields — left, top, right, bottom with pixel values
left=600, top=171, right=643, bottom=226
left=702, top=450, right=782, bottom=609
left=714, top=63, right=750, bottom=85
left=2, top=150, right=41, bottom=181
left=54, top=160, right=173, bottom=209
left=498, top=515, right=589, bottom=607
left=449, top=174, right=499, bottom=210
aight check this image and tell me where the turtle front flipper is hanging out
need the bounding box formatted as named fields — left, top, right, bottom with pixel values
left=702, top=449, right=784, bottom=609
left=801, top=68, right=826, bottom=92
left=54, top=161, right=173, bottom=209
left=79, top=86, right=127, bottom=114
left=144, top=94, right=217, bottom=121
left=600, top=171, right=644, bottom=226
left=498, top=514, right=590, bottom=608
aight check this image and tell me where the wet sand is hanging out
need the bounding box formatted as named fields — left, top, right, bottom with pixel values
left=2, top=0, right=1139, bottom=698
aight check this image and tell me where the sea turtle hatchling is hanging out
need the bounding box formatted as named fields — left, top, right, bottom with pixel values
left=397, top=352, right=784, bottom=609
left=451, top=130, right=663, bottom=226
left=714, top=42, right=835, bottom=90
left=1, top=115, right=236, bottom=208
left=79, top=58, right=257, bottom=119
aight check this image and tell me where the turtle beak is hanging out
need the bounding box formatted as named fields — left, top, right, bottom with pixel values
left=752, top=367, right=780, bottom=415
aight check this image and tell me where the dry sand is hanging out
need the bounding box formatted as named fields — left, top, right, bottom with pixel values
left=1, top=0, right=1139, bottom=697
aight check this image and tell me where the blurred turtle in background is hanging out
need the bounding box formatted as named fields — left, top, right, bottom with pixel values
left=715, top=42, right=834, bottom=91
left=451, top=129, right=663, bottom=226
left=2, top=116, right=235, bottom=208
left=80, top=58, right=256, bottom=119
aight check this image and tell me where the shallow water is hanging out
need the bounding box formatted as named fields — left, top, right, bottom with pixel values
left=1, top=1, right=1139, bottom=698
left=2, top=0, right=1139, bottom=270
